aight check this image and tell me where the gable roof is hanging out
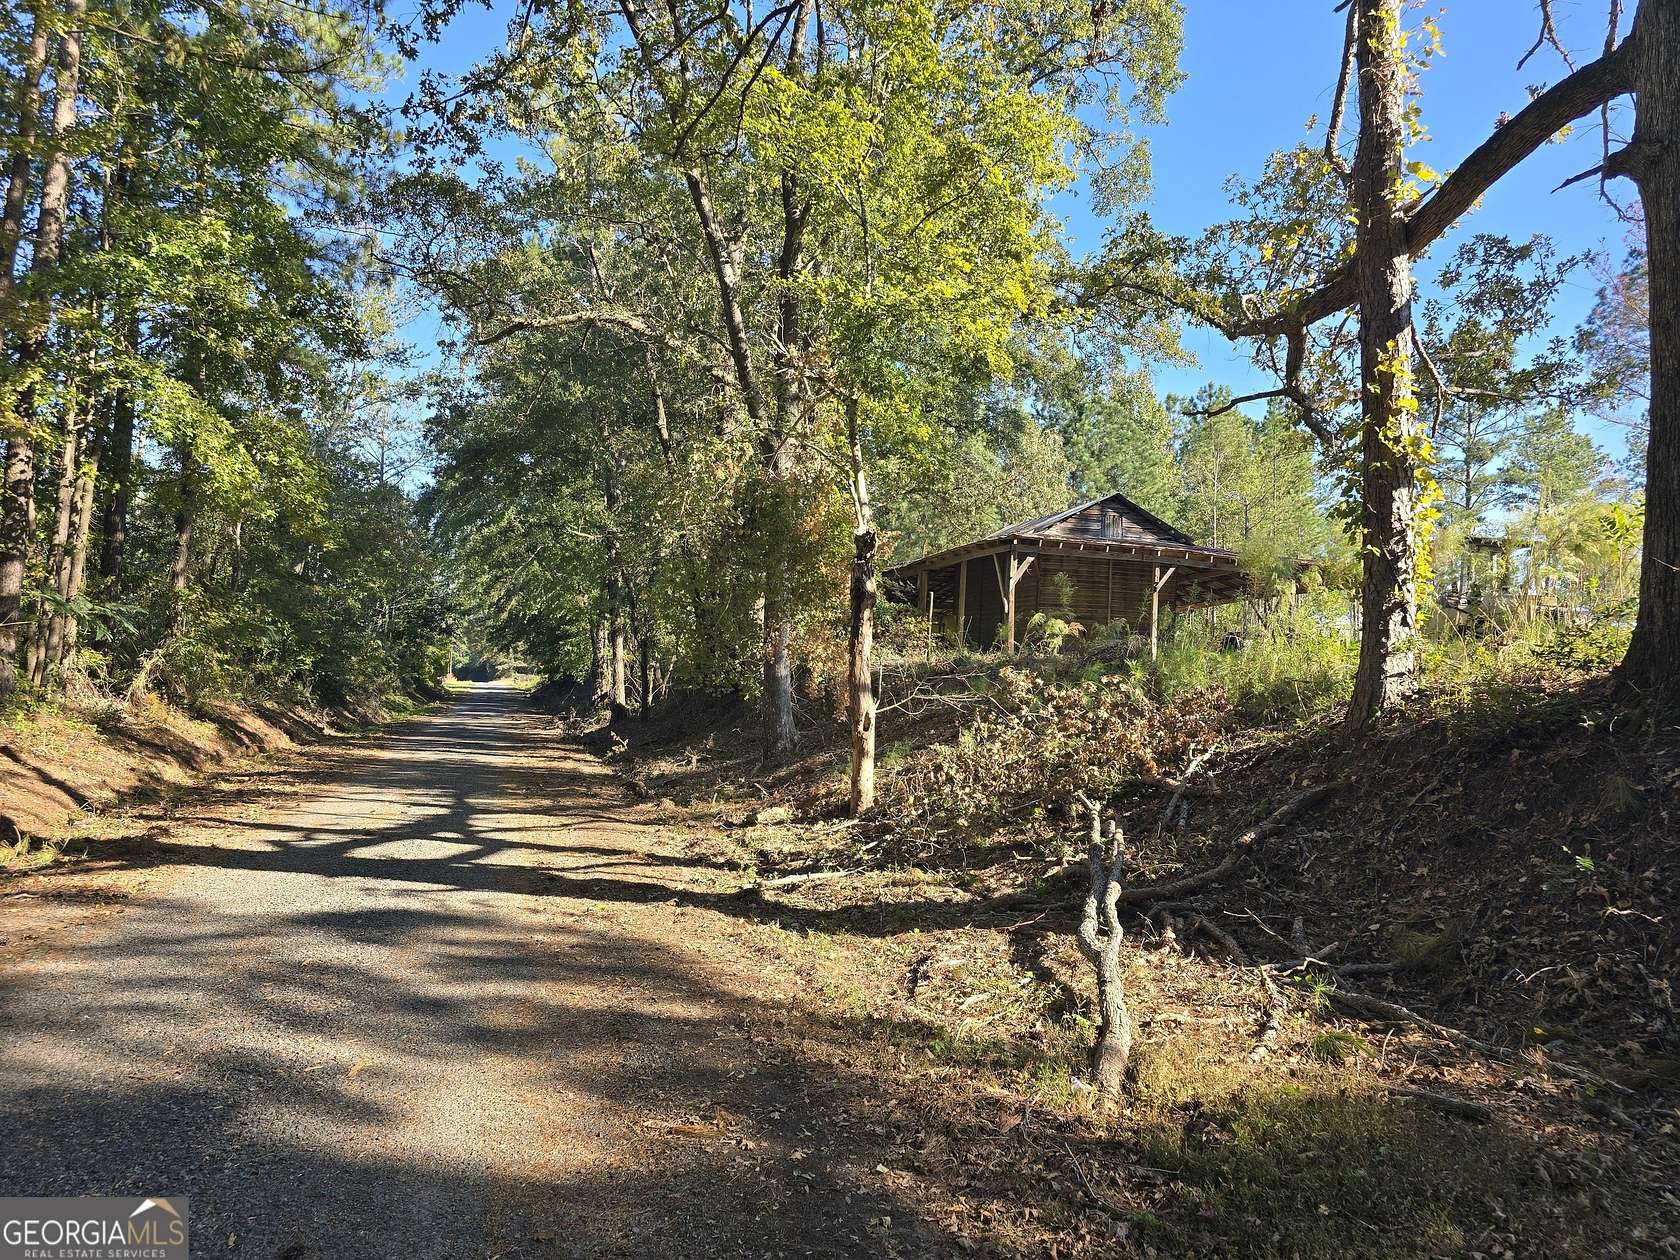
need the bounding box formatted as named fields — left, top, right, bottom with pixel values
left=982, top=490, right=1195, bottom=547
left=886, top=488, right=1235, bottom=579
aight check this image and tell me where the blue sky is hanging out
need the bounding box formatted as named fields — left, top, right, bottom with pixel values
left=387, top=0, right=1639, bottom=459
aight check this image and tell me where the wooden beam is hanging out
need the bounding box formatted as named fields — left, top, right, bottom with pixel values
left=1005, top=552, right=1018, bottom=654
left=957, top=558, right=968, bottom=648
left=886, top=534, right=1243, bottom=584
left=1005, top=553, right=1035, bottom=655
left=1150, top=565, right=1161, bottom=660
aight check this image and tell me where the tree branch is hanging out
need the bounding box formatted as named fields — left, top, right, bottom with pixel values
left=1517, top=0, right=1575, bottom=73
left=1223, top=31, right=1637, bottom=341
left=1325, top=2, right=1357, bottom=186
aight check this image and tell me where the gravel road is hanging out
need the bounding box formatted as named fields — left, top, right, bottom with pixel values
left=0, top=684, right=939, bottom=1259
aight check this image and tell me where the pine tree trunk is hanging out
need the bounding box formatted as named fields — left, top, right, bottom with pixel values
left=1, top=0, right=85, bottom=697
left=0, top=438, right=32, bottom=697
left=57, top=447, right=97, bottom=668
left=0, top=0, right=49, bottom=324
left=169, top=459, right=195, bottom=636
left=589, top=618, right=606, bottom=704
left=1618, top=0, right=1680, bottom=699
left=97, top=377, right=134, bottom=583
left=1346, top=0, right=1421, bottom=730
left=33, top=398, right=84, bottom=684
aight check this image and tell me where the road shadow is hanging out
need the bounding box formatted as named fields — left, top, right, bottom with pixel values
left=2, top=684, right=1665, bottom=1258
left=0, top=893, right=957, bottom=1258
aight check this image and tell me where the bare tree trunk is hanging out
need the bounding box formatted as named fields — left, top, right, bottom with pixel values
left=228, top=516, right=244, bottom=591
left=599, top=416, right=629, bottom=712
left=763, top=12, right=815, bottom=764
left=32, top=395, right=84, bottom=684
left=0, top=0, right=49, bottom=324
left=1346, top=0, right=1421, bottom=730
left=0, top=438, right=33, bottom=698
left=1074, top=793, right=1132, bottom=1095
left=97, top=378, right=134, bottom=583
left=589, top=617, right=607, bottom=705
left=56, top=445, right=97, bottom=668
left=845, top=401, right=876, bottom=817
left=0, top=0, right=84, bottom=699
left=608, top=586, right=627, bottom=710
left=169, top=457, right=195, bottom=635
left=1618, top=0, right=1680, bottom=699
left=675, top=123, right=800, bottom=764
left=639, top=626, right=653, bottom=722
left=763, top=436, right=799, bottom=763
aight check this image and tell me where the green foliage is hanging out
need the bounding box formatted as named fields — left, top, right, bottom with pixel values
left=1145, top=605, right=1359, bottom=725
left=395, top=0, right=1188, bottom=698
left=1022, top=611, right=1082, bottom=654
left=1307, top=1030, right=1370, bottom=1065
left=0, top=0, right=440, bottom=711
left=1173, top=391, right=1341, bottom=591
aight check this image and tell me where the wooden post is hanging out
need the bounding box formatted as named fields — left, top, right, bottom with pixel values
left=956, top=559, right=968, bottom=648
left=1149, top=565, right=1177, bottom=660
left=1106, top=559, right=1115, bottom=626
left=991, top=553, right=1008, bottom=650
left=917, top=569, right=931, bottom=657
left=1150, top=565, right=1160, bottom=660
left=1005, top=553, right=1035, bottom=655
left=1005, top=553, right=1018, bottom=654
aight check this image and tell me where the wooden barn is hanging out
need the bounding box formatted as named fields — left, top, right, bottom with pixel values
left=886, top=491, right=1248, bottom=656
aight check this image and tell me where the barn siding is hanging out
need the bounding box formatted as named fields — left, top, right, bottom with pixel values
left=1042, top=501, right=1185, bottom=547
left=1022, top=554, right=1157, bottom=635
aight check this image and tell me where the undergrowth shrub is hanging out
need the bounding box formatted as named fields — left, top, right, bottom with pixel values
left=1145, top=618, right=1357, bottom=724
left=883, top=668, right=1221, bottom=827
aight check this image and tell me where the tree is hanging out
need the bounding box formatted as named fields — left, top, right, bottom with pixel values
left=0, top=0, right=441, bottom=709
left=1175, top=390, right=1329, bottom=596
left=1612, top=1, right=1679, bottom=695
left=1106, top=1, right=1673, bottom=721
left=400, top=0, right=1184, bottom=792
left=1414, top=235, right=1583, bottom=610
left=1039, top=359, right=1181, bottom=515
left=0, top=0, right=85, bottom=699
left=1577, top=238, right=1651, bottom=477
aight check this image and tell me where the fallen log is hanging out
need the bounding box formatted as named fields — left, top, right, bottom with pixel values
left=1384, top=1084, right=1493, bottom=1122
left=1120, top=782, right=1342, bottom=906
left=736, top=868, right=861, bottom=896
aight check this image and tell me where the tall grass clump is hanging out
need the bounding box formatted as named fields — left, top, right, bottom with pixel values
left=1143, top=601, right=1357, bottom=725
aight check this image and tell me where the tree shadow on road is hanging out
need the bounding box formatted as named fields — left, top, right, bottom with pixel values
left=3, top=687, right=1669, bottom=1258
left=0, top=894, right=957, bottom=1259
